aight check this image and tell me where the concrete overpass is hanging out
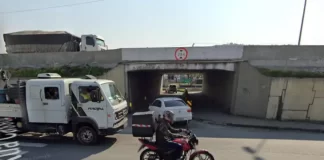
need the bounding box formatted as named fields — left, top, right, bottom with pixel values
left=2, top=45, right=324, bottom=119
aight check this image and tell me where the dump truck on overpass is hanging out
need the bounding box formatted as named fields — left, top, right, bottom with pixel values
left=3, top=30, right=108, bottom=53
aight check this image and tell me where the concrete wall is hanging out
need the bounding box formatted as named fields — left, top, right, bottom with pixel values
left=266, top=78, right=324, bottom=121
left=122, top=46, right=243, bottom=61
left=243, top=45, right=324, bottom=60
left=244, top=46, right=324, bottom=72
left=99, top=64, right=126, bottom=96
left=125, top=62, right=235, bottom=72
left=233, top=62, right=271, bottom=118
left=3, top=45, right=324, bottom=70
left=0, top=49, right=122, bottom=68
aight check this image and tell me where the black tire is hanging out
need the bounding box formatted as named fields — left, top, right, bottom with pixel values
left=76, top=126, right=98, bottom=145
left=189, top=150, right=214, bottom=160
left=139, top=149, right=160, bottom=160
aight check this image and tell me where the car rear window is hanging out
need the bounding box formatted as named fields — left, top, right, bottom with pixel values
left=164, top=100, right=186, bottom=107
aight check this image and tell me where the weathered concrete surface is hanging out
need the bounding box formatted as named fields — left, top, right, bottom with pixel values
left=266, top=78, right=286, bottom=119
left=125, top=62, right=236, bottom=72
left=233, top=62, right=271, bottom=118
left=283, top=79, right=314, bottom=110
left=266, top=97, right=280, bottom=119
left=0, top=49, right=122, bottom=68
left=99, top=64, right=126, bottom=96
left=122, top=46, right=243, bottom=61
left=2, top=45, right=324, bottom=69
left=243, top=45, right=324, bottom=60
left=265, top=78, right=324, bottom=121
left=245, top=46, right=324, bottom=72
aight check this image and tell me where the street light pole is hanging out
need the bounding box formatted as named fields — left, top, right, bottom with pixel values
left=298, top=0, right=307, bottom=45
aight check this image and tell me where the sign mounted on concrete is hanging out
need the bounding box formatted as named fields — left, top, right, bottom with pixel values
left=174, top=47, right=188, bottom=60
left=121, top=46, right=243, bottom=61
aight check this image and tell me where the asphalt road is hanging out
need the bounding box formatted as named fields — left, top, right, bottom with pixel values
left=3, top=120, right=324, bottom=160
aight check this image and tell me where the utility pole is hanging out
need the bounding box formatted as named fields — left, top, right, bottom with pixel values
left=298, top=0, right=307, bottom=45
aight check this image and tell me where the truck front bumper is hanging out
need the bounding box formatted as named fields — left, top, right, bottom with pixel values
left=98, top=117, right=128, bottom=136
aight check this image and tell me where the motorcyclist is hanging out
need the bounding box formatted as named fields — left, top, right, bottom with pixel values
left=182, top=88, right=192, bottom=108
left=155, top=110, right=189, bottom=160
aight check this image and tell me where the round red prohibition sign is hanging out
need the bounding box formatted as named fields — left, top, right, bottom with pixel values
left=174, top=47, right=188, bottom=60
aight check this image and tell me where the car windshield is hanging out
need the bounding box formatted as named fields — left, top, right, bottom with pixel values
left=164, top=100, right=187, bottom=107
left=100, top=82, right=124, bottom=106
left=96, top=38, right=105, bottom=46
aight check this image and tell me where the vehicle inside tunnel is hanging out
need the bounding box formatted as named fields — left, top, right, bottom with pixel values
left=127, top=69, right=237, bottom=114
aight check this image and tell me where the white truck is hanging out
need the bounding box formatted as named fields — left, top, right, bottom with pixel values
left=0, top=73, right=128, bottom=145
left=3, top=30, right=108, bottom=53
left=80, top=34, right=108, bottom=51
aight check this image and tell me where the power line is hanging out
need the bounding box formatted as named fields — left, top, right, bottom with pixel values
left=0, top=0, right=105, bottom=15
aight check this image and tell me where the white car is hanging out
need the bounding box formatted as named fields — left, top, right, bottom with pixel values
left=149, top=97, right=192, bottom=123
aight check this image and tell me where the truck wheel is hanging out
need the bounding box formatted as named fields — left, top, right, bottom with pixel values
left=76, top=126, right=98, bottom=145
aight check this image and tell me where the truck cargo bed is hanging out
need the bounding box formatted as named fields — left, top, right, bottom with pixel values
left=0, top=104, right=22, bottom=118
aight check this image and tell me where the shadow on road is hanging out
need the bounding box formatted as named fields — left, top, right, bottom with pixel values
left=123, top=113, right=324, bottom=142
left=13, top=134, right=117, bottom=160
left=190, top=121, right=324, bottom=141
left=126, top=117, right=324, bottom=144
left=242, top=139, right=266, bottom=160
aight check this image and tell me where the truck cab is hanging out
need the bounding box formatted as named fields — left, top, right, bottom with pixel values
left=69, top=79, right=128, bottom=134
left=80, top=34, right=108, bottom=51
left=0, top=74, right=128, bottom=145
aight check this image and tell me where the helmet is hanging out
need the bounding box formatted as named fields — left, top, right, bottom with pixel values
left=163, top=110, right=175, bottom=123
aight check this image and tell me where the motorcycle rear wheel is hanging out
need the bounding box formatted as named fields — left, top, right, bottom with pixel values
left=189, top=150, right=214, bottom=160
left=140, top=149, right=161, bottom=160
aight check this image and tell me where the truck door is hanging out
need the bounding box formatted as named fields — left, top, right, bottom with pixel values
left=27, top=85, right=46, bottom=123
left=81, top=36, right=97, bottom=51
left=42, top=85, right=65, bottom=123
left=71, top=83, right=108, bottom=129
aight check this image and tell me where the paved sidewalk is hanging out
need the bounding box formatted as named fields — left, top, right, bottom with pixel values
left=193, top=110, right=324, bottom=133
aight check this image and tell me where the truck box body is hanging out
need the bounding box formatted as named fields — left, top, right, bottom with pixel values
left=3, top=30, right=81, bottom=53
left=132, top=111, right=155, bottom=137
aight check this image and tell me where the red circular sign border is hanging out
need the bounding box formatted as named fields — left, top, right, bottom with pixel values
left=174, top=47, right=189, bottom=60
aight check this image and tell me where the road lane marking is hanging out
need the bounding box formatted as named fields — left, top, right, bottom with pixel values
left=19, top=142, right=47, bottom=148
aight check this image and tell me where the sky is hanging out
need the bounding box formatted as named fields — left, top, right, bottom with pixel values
left=0, top=0, right=323, bottom=53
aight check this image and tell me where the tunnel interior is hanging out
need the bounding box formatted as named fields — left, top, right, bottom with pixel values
left=127, top=69, right=236, bottom=114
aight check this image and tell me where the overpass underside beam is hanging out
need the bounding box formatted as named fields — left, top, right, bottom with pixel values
left=125, top=62, right=236, bottom=72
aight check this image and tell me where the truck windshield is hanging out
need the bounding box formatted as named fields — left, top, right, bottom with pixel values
left=96, top=38, right=105, bottom=46
left=101, top=83, right=124, bottom=106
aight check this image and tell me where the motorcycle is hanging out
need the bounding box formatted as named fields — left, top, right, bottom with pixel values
left=138, top=130, right=214, bottom=160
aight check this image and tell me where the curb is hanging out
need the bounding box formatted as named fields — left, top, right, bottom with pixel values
left=193, top=118, right=324, bottom=133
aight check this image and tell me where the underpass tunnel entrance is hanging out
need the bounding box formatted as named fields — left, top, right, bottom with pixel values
left=201, top=70, right=236, bottom=113
left=127, top=69, right=237, bottom=114
left=127, top=70, right=163, bottom=112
